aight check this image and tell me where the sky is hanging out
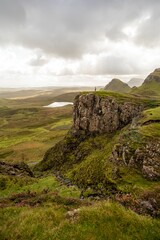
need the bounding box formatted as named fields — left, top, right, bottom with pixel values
left=0, top=0, right=160, bottom=88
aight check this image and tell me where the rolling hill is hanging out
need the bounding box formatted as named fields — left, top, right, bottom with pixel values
left=104, top=78, right=131, bottom=93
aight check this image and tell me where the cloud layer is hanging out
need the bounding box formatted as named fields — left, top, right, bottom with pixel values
left=1, top=0, right=160, bottom=57
left=0, top=0, right=160, bottom=86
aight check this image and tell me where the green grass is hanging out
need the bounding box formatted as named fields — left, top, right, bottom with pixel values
left=132, top=80, right=160, bottom=97
left=66, top=133, right=119, bottom=191
left=140, top=106, right=160, bottom=123
left=81, top=91, right=134, bottom=102
left=0, top=89, right=160, bottom=239
left=116, top=167, right=160, bottom=195
left=0, top=175, right=80, bottom=198
left=0, top=102, right=72, bottom=164
left=0, top=202, right=160, bottom=240
left=138, top=106, right=160, bottom=138
left=140, top=123, right=160, bottom=138
left=103, top=78, right=131, bottom=93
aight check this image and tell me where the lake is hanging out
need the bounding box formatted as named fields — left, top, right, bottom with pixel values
left=44, top=102, right=73, bottom=108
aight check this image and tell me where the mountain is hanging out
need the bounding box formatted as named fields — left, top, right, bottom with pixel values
left=103, top=78, right=131, bottom=93
left=131, top=68, right=160, bottom=97
left=127, top=78, right=144, bottom=87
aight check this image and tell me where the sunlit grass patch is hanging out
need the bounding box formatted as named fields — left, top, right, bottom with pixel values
left=0, top=175, right=80, bottom=199
left=140, top=123, right=160, bottom=138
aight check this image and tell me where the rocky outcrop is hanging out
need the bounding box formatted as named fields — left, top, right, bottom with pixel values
left=111, top=141, right=160, bottom=181
left=0, top=161, right=34, bottom=177
left=73, top=94, right=142, bottom=134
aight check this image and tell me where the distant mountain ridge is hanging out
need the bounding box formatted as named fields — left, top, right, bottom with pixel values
left=127, top=78, right=144, bottom=87
left=131, top=68, right=160, bottom=97
left=103, top=78, right=131, bottom=93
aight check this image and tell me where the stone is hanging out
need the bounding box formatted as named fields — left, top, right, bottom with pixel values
left=111, top=141, right=160, bottom=181
left=0, top=161, right=34, bottom=177
left=73, top=94, right=142, bottom=134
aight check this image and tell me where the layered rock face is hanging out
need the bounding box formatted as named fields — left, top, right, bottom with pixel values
left=111, top=142, right=160, bottom=181
left=73, top=94, right=142, bottom=134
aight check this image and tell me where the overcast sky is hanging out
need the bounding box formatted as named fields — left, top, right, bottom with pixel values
left=0, top=0, right=160, bottom=87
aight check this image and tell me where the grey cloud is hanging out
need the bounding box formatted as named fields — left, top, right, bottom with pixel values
left=57, top=68, right=74, bottom=76
left=29, top=55, right=49, bottom=67
left=0, top=0, right=160, bottom=58
left=0, top=0, right=26, bottom=43
left=79, top=54, right=143, bottom=75
left=99, top=55, right=144, bottom=75
left=135, top=9, right=160, bottom=47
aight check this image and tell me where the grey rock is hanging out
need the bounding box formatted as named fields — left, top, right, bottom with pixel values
left=73, top=94, right=142, bottom=134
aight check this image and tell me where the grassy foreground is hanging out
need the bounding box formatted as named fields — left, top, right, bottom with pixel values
left=1, top=201, right=160, bottom=240
left=1, top=172, right=160, bottom=240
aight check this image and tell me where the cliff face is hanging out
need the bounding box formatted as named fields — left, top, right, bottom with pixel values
left=73, top=93, right=142, bottom=134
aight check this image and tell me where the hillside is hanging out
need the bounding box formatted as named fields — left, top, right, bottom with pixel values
left=104, top=78, right=131, bottom=93
left=1, top=89, right=160, bottom=239
left=36, top=92, right=160, bottom=208
left=132, top=68, right=160, bottom=97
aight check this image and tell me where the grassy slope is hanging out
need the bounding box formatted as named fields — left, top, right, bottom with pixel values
left=132, top=80, right=160, bottom=97
left=131, top=69, right=160, bottom=97
left=139, top=106, right=160, bottom=138
left=0, top=97, right=73, bottom=165
left=104, top=79, right=131, bottom=93
left=0, top=90, right=160, bottom=240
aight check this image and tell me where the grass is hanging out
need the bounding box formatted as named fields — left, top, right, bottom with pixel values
left=0, top=201, right=160, bottom=240
left=81, top=91, right=134, bottom=102
left=116, top=167, right=160, bottom=195
left=138, top=106, right=160, bottom=138
left=0, top=175, right=80, bottom=199
left=140, top=123, right=160, bottom=138
left=66, top=133, right=119, bottom=190
left=132, top=80, right=160, bottom=97
left=140, top=106, right=160, bottom=123
left=0, top=89, right=160, bottom=239
left=0, top=100, right=73, bottom=164
left=104, top=78, right=131, bottom=93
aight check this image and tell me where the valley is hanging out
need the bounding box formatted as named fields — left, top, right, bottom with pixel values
left=0, top=71, right=160, bottom=240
